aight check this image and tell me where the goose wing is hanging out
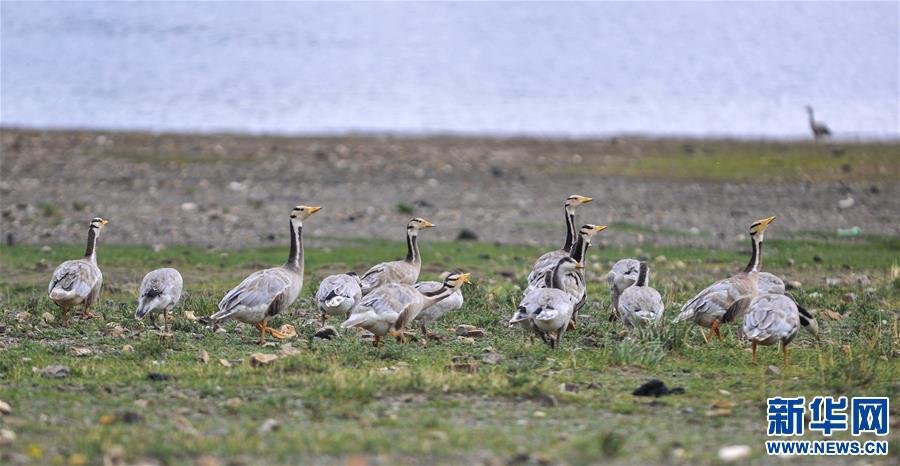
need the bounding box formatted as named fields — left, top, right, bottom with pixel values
left=316, top=274, right=362, bottom=303
left=49, top=260, right=100, bottom=299
left=742, top=294, right=799, bottom=343
left=360, top=261, right=418, bottom=292
left=141, top=268, right=183, bottom=301
left=757, top=272, right=785, bottom=295
left=213, top=268, right=292, bottom=320
left=526, top=250, right=567, bottom=290
left=674, top=278, right=735, bottom=323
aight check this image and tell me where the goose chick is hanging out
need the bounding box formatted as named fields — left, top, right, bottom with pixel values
left=48, top=217, right=109, bottom=325
left=607, top=258, right=640, bottom=320
left=315, top=272, right=362, bottom=323
left=742, top=293, right=819, bottom=366
left=360, top=218, right=435, bottom=294
left=413, top=272, right=464, bottom=338
left=135, top=268, right=183, bottom=332
left=618, top=261, right=664, bottom=327
left=342, top=272, right=470, bottom=347
left=514, top=257, right=582, bottom=349
left=525, top=195, right=592, bottom=292
left=211, top=205, right=321, bottom=344
left=674, top=216, right=776, bottom=343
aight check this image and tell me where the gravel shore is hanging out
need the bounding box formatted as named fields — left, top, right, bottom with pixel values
left=1, top=129, right=896, bottom=249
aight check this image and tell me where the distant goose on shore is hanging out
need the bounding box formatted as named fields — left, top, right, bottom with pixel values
left=135, top=268, right=183, bottom=332
left=48, top=217, right=109, bottom=325
left=359, top=218, right=435, bottom=294
left=805, top=106, right=831, bottom=140
left=212, top=205, right=321, bottom=345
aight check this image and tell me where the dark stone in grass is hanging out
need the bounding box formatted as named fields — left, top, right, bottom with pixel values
left=632, top=379, right=684, bottom=397
left=314, top=326, right=338, bottom=339
left=119, top=411, right=143, bottom=424
left=147, top=372, right=174, bottom=381
left=813, top=255, right=823, bottom=263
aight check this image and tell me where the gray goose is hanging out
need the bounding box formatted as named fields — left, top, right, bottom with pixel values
left=360, top=218, right=435, bottom=294
left=511, top=257, right=582, bottom=349
left=342, top=272, right=470, bottom=347
left=48, top=217, right=109, bottom=325
left=525, top=195, right=592, bottom=293
left=135, top=268, right=183, bottom=332
left=741, top=293, right=819, bottom=366
left=618, top=261, right=664, bottom=327
left=805, top=105, right=831, bottom=140
left=674, top=216, right=776, bottom=343
left=211, top=205, right=321, bottom=344
left=315, top=272, right=362, bottom=323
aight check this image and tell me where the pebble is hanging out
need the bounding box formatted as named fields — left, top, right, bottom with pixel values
left=0, top=428, right=16, bottom=445
left=837, top=196, right=855, bottom=209
left=40, top=312, right=55, bottom=324
left=0, top=400, right=11, bottom=415
left=277, top=343, right=301, bottom=357
left=258, top=418, right=280, bottom=434
left=766, top=365, right=781, bottom=376
left=718, top=445, right=751, bottom=462
left=825, top=278, right=842, bottom=287
left=842, top=293, right=857, bottom=303
left=180, top=202, right=198, bottom=212
left=72, top=347, right=93, bottom=357
left=197, top=349, right=210, bottom=363
left=37, top=365, right=70, bottom=378
left=786, top=280, right=802, bottom=290
left=250, top=353, right=278, bottom=367
left=481, top=352, right=503, bottom=365
left=122, top=344, right=134, bottom=353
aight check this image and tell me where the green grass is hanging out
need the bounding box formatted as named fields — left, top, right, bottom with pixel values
left=1, top=237, right=898, bottom=465
left=552, top=140, right=899, bottom=182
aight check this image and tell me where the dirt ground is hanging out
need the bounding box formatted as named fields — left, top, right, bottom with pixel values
left=1, top=129, right=896, bottom=249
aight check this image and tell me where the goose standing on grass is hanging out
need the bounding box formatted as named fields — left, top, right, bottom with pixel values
left=211, top=205, right=321, bottom=345
left=315, top=272, right=362, bottom=324
left=525, top=195, right=592, bottom=293
left=738, top=293, right=819, bottom=366
left=607, top=258, right=639, bottom=321
left=359, top=218, right=435, bottom=294
left=413, top=272, right=464, bottom=338
left=341, top=272, right=470, bottom=347
left=511, top=257, right=582, bottom=349
left=135, top=268, right=183, bottom=332
left=805, top=106, right=831, bottom=140
left=618, top=261, right=664, bottom=327
left=674, top=216, right=776, bottom=343
left=48, top=217, right=109, bottom=325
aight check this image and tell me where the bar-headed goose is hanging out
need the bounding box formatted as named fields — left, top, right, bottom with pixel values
left=48, top=217, right=109, bottom=325
left=618, top=261, right=664, bottom=327
left=315, top=272, right=362, bottom=323
left=674, top=216, right=776, bottom=343
left=342, top=272, right=470, bottom=347
left=512, top=256, right=582, bottom=349
left=740, top=293, right=819, bottom=366
left=413, top=271, right=464, bottom=338
left=360, top=218, right=435, bottom=294
left=135, top=268, right=183, bottom=332
left=211, top=205, right=321, bottom=344
left=525, top=195, right=592, bottom=293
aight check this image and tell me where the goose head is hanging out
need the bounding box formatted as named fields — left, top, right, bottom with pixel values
left=565, top=194, right=592, bottom=210
left=749, top=216, right=775, bottom=242
left=407, top=217, right=435, bottom=231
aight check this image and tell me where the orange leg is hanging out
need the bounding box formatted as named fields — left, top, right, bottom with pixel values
left=567, top=320, right=576, bottom=331
left=705, top=325, right=716, bottom=344
left=712, top=319, right=724, bottom=342
left=751, top=341, right=758, bottom=364
left=82, top=305, right=95, bottom=320
left=373, top=335, right=381, bottom=348
left=256, top=321, right=267, bottom=345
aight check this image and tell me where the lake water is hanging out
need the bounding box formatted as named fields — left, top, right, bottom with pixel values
left=1, top=1, right=897, bottom=138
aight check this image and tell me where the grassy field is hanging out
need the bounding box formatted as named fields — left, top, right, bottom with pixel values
left=0, top=236, right=898, bottom=465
